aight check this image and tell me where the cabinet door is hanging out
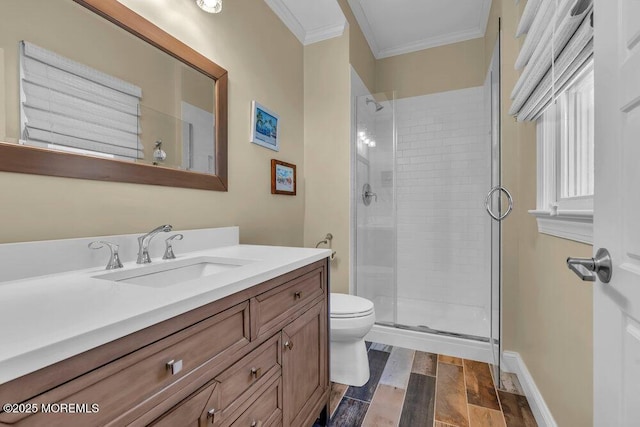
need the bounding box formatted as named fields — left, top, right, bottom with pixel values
left=281, top=301, right=327, bottom=427
left=149, top=380, right=218, bottom=427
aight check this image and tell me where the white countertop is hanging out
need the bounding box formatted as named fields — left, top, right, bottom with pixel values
left=0, top=243, right=330, bottom=385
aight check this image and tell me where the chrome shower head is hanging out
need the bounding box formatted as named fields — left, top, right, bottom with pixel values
left=366, top=98, right=384, bottom=112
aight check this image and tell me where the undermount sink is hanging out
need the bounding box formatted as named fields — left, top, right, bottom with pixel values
left=93, top=256, right=255, bottom=288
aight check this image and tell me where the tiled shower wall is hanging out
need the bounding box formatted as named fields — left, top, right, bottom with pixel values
left=395, top=87, right=491, bottom=310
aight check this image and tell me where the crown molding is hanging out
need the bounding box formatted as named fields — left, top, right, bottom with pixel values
left=348, top=0, right=492, bottom=59
left=264, top=0, right=306, bottom=44
left=479, top=0, right=492, bottom=37
left=347, top=0, right=381, bottom=57
left=304, top=21, right=347, bottom=45
left=264, top=0, right=346, bottom=45
left=377, top=28, right=485, bottom=59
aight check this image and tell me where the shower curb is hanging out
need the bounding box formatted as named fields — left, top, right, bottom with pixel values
left=365, top=324, right=493, bottom=364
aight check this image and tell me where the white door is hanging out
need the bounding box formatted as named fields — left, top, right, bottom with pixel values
left=593, top=0, right=640, bottom=425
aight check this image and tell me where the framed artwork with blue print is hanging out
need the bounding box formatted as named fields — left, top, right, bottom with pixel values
left=250, top=101, right=280, bottom=151
left=271, top=159, right=296, bottom=195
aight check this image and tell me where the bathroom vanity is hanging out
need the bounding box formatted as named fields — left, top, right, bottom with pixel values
left=0, top=227, right=330, bottom=427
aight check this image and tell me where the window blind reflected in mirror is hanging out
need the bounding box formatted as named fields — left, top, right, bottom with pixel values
left=20, top=41, right=143, bottom=161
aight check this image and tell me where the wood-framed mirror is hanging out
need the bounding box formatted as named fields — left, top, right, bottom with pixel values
left=0, top=0, right=228, bottom=191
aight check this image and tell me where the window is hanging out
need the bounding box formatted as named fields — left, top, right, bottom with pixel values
left=529, top=64, right=594, bottom=244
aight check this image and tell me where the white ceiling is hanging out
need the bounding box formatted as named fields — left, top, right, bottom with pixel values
left=348, top=0, right=492, bottom=58
left=264, top=0, right=492, bottom=58
left=263, top=0, right=347, bottom=45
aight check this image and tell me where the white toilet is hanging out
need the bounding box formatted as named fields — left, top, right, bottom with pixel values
left=330, top=293, right=375, bottom=387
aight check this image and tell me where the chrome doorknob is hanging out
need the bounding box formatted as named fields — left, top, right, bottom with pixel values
left=567, top=248, right=612, bottom=283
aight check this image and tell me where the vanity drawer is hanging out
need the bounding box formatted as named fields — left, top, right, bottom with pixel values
left=251, top=267, right=325, bottom=340
left=1, top=302, right=250, bottom=427
left=215, top=333, right=281, bottom=411
left=148, top=380, right=218, bottom=427
left=228, top=374, right=282, bottom=427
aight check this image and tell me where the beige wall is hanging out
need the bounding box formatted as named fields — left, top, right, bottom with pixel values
left=0, top=0, right=305, bottom=246
left=375, top=37, right=486, bottom=99
left=499, top=0, right=594, bottom=425
left=371, top=0, right=499, bottom=100
left=303, top=33, right=352, bottom=294
left=337, top=0, right=375, bottom=94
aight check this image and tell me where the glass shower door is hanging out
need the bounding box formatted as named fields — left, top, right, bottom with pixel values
left=352, top=47, right=503, bottom=378
left=354, top=92, right=396, bottom=325
left=487, top=38, right=503, bottom=383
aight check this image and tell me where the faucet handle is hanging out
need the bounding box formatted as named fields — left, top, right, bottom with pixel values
left=163, top=234, right=184, bottom=260
left=88, top=241, right=123, bottom=270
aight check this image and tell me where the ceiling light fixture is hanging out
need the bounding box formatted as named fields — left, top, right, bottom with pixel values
left=196, top=0, right=222, bottom=13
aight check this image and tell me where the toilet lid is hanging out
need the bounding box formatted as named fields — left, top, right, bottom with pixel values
left=330, top=293, right=375, bottom=318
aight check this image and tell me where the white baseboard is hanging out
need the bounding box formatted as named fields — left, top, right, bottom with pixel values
left=502, top=351, right=557, bottom=427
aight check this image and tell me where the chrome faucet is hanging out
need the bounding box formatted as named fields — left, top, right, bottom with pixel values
left=88, top=241, right=123, bottom=270
left=163, top=234, right=184, bottom=260
left=137, top=224, right=173, bottom=264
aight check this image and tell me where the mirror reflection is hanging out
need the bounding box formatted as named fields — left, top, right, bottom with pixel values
left=1, top=0, right=216, bottom=174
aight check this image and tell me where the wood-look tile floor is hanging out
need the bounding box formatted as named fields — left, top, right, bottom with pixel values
left=329, top=342, right=537, bottom=427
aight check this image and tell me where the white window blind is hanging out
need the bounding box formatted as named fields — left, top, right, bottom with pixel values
left=509, top=0, right=593, bottom=121
left=19, top=41, right=143, bottom=160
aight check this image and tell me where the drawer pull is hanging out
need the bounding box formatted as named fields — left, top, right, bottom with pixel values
left=284, top=340, right=294, bottom=350
left=293, top=291, right=302, bottom=300
left=250, top=367, right=262, bottom=379
left=250, top=420, right=262, bottom=427
left=166, top=359, right=183, bottom=375
left=207, top=408, right=216, bottom=422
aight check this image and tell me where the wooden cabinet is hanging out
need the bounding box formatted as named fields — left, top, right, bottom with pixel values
left=149, top=381, right=218, bottom=427
left=251, top=267, right=325, bottom=341
left=226, top=374, right=282, bottom=427
left=0, top=259, right=329, bottom=427
left=209, top=333, right=281, bottom=427
left=282, top=302, right=327, bottom=427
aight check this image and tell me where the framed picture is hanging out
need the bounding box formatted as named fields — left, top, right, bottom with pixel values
left=250, top=101, right=280, bottom=151
left=271, top=159, right=296, bottom=195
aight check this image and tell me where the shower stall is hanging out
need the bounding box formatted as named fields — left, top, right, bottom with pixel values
left=351, top=42, right=505, bottom=370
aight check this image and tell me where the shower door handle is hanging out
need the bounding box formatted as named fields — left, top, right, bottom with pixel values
left=485, top=186, right=513, bottom=221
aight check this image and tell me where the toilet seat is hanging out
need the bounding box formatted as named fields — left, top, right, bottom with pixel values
left=330, top=293, right=375, bottom=319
